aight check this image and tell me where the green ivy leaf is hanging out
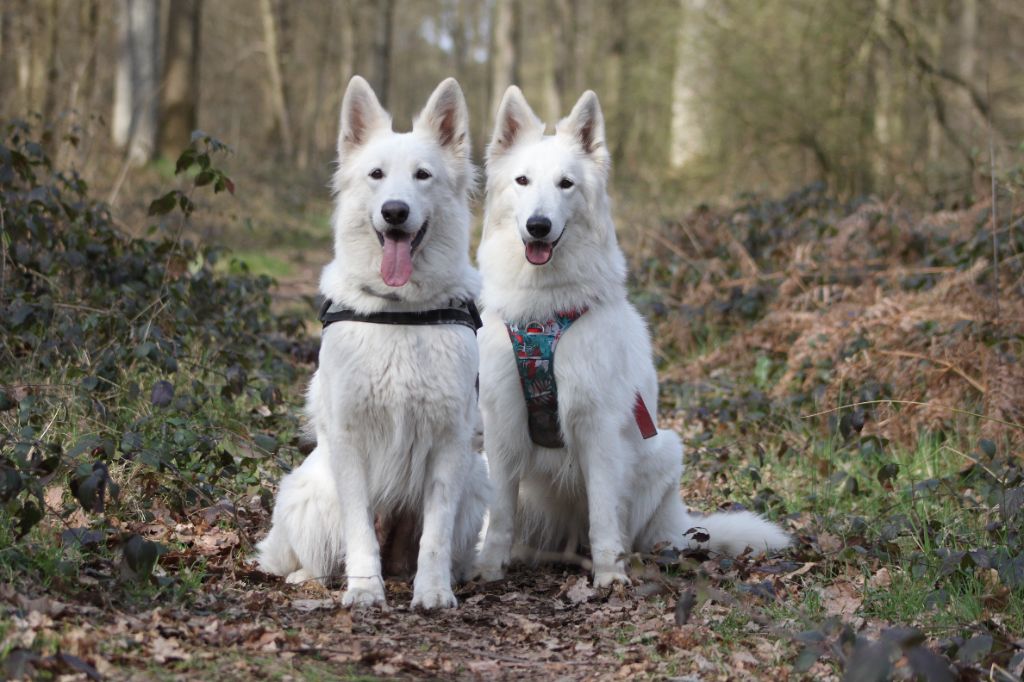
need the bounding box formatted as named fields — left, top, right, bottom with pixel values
left=175, top=148, right=197, bottom=174
left=17, top=499, right=43, bottom=538
left=148, top=191, right=179, bottom=216
left=123, top=534, right=163, bottom=580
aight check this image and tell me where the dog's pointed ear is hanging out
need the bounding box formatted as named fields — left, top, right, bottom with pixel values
left=557, top=90, right=608, bottom=165
left=337, top=75, right=390, bottom=158
left=414, top=78, right=470, bottom=158
left=488, top=86, right=543, bottom=160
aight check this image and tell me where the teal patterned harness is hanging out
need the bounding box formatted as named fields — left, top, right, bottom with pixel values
left=505, top=309, right=658, bottom=448
left=505, top=310, right=586, bottom=448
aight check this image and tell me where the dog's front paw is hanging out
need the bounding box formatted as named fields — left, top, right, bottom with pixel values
left=411, top=587, right=457, bottom=610
left=285, top=568, right=316, bottom=585
left=342, top=578, right=386, bottom=608
left=474, top=563, right=506, bottom=582
left=592, top=570, right=632, bottom=588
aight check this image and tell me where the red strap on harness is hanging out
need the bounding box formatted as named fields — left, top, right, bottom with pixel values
left=633, top=393, right=657, bottom=439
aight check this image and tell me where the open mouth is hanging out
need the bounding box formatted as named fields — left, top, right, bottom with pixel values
left=377, top=222, right=428, bottom=287
left=524, top=233, right=562, bottom=266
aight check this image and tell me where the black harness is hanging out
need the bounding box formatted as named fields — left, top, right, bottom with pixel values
left=318, top=298, right=483, bottom=333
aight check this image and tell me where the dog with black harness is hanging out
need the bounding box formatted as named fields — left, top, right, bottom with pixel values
left=256, top=76, right=490, bottom=610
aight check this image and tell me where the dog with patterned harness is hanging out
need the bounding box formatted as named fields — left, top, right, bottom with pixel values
left=474, top=86, right=790, bottom=587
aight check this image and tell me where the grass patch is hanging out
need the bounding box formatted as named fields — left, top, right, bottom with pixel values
left=221, top=250, right=296, bottom=279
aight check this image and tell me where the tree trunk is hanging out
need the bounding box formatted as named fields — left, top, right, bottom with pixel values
left=450, top=0, right=468, bottom=78
left=545, top=0, right=572, bottom=119
left=112, top=0, right=160, bottom=165
left=14, top=0, right=32, bottom=113
left=869, top=0, right=893, bottom=191
left=609, top=1, right=629, bottom=168
left=372, top=0, right=394, bottom=108
left=40, top=0, right=59, bottom=137
left=0, top=5, right=9, bottom=105
left=670, top=0, right=704, bottom=169
left=954, top=0, right=978, bottom=137
left=258, top=0, right=292, bottom=158
left=489, top=0, right=518, bottom=118
left=339, top=1, right=355, bottom=85
left=158, top=0, right=202, bottom=160
left=80, top=1, right=100, bottom=116
left=298, top=1, right=334, bottom=170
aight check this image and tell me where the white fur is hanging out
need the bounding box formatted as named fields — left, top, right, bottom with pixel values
left=256, top=76, right=490, bottom=610
left=475, top=87, right=789, bottom=587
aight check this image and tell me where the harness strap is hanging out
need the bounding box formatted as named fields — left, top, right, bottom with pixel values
left=506, top=308, right=657, bottom=448
left=633, top=393, right=657, bottom=439
left=319, top=298, right=482, bottom=332
left=506, top=310, right=586, bottom=448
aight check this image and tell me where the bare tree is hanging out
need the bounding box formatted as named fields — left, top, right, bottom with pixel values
left=548, top=0, right=573, bottom=114
left=372, top=0, right=395, bottom=108
left=259, top=0, right=292, bottom=158
left=489, top=0, right=519, bottom=118
left=113, top=0, right=160, bottom=165
left=297, top=2, right=335, bottom=169
left=39, top=0, right=60, bottom=139
left=670, top=0, right=705, bottom=169
left=158, top=0, right=202, bottom=159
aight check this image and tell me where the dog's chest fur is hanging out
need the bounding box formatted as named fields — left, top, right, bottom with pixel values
left=314, top=322, right=478, bottom=507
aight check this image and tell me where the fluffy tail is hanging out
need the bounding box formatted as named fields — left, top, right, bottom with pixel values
left=684, top=510, right=790, bottom=557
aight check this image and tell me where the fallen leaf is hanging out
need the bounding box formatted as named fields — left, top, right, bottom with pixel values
left=867, top=567, right=892, bottom=589
left=565, top=578, right=596, bottom=604
left=291, top=598, right=336, bottom=612
left=820, top=582, right=863, bottom=619
left=150, top=636, right=192, bottom=663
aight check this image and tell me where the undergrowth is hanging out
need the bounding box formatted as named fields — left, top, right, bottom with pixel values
left=633, top=182, right=1024, bottom=678
left=0, top=121, right=311, bottom=600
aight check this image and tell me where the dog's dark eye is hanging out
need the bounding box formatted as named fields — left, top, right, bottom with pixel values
left=369, top=168, right=384, bottom=179
left=515, top=176, right=529, bottom=186
left=415, top=169, right=432, bottom=180
left=559, top=177, right=574, bottom=189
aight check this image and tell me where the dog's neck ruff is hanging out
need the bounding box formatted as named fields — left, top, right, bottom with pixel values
left=505, top=308, right=657, bottom=448
left=319, top=297, right=482, bottom=332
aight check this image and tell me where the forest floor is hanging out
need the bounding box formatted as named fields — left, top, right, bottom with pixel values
left=3, top=140, right=1023, bottom=680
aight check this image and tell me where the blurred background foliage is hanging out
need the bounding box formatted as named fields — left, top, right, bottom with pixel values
left=1, top=0, right=1021, bottom=204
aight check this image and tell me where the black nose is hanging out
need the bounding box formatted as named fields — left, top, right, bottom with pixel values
left=381, top=200, right=410, bottom=225
left=526, top=216, right=552, bottom=238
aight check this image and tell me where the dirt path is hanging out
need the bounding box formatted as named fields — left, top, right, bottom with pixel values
left=3, top=470, right=817, bottom=682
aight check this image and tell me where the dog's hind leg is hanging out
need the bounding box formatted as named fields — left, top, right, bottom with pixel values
left=633, top=430, right=689, bottom=552
left=475, top=444, right=522, bottom=582
left=273, top=449, right=346, bottom=585
left=255, top=522, right=299, bottom=577
left=257, top=446, right=345, bottom=584
left=451, top=453, right=491, bottom=583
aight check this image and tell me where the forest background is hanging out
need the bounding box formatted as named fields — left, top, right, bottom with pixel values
left=2, top=1, right=1023, bottom=679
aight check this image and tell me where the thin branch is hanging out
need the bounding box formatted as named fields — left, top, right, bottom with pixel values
left=802, top=399, right=1024, bottom=432
left=883, top=12, right=991, bottom=122
left=876, top=349, right=986, bottom=394
left=988, top=66, right=999, bottom=320
left=0, top=197, right=7, bottom=301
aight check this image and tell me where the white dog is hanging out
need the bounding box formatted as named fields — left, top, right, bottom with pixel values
left=475, top=87, right=789, bottom=587
left=257, top=76, right=490, bottom=610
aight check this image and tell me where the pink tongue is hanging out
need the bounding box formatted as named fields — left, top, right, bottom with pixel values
left=381, top=235, right=413, bottom=287
left=525, top=241, right=553, bottom=265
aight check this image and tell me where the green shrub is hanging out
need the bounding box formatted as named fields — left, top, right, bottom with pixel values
left=0, top=121, right=307, bottom=585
